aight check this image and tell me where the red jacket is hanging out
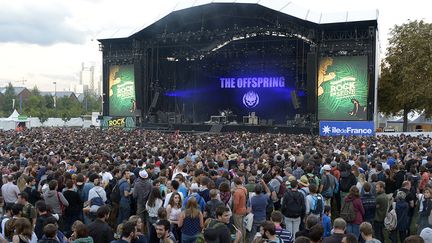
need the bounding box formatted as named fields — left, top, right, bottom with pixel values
left=344, top=195, right=365, bottom=225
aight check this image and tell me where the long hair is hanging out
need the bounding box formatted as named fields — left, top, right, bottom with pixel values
left=147, top=186, right=162, bottom=207
left=14, top=217, right=33, bottom=239
left=185, top=197, right=200, bottom=218
left=168, top=192, right=182, bottom=208
left=348, top=185, right=360, bottom=198
left=129, top=215, right=144, bottom=233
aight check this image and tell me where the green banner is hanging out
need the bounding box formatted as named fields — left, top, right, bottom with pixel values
left=317, top=56, right=368, bottom=121
left=101, top=116, right=136, bottom=128
left=109, top=65, right=136, bottom=116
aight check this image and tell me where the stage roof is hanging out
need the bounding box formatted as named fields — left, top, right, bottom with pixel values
left=98, top=1, right=378, bottom=41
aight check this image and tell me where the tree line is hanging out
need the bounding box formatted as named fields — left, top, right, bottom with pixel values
left=0, top=83, right=101, bottom=121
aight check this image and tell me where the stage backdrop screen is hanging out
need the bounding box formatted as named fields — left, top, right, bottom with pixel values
left=108, top=65, right=136, bottom=116
left=317, top=56, right=368, bottom=121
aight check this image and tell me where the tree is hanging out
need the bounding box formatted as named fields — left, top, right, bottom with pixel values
left=378, top=20, right=432, bottom=131
left=1, top=83, right=15, bottom=115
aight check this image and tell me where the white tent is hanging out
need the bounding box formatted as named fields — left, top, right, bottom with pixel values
left=0, top=110, right=29, bottom=130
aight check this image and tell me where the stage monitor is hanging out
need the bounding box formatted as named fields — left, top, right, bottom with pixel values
left=108, top=64, right=136, bottom=117
left=317, top=56, right=368, bottom=121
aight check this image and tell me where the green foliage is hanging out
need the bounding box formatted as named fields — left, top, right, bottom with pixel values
left=1, top=83, right=15, bottom=115
left=0, top=83, right=101, bottom=120
left=378, top=20, right=432, bottom=131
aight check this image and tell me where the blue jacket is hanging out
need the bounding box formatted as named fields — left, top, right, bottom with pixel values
left=183, top=193, right=206, bottom=211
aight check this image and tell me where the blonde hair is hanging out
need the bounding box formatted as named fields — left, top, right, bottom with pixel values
left=185, top=197, right=200, bottom=218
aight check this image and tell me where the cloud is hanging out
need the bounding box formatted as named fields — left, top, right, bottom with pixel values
left=0, top=1, right=88, bottom=45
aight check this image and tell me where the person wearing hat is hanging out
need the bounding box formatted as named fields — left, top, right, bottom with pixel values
left=420, top=227, right=432, bottom=243
left=320, top=164, right=338, bottom=206
left=390, top=190, right=409, bottom=242
left=298, top=176, right=310, bottom=197
left=132, top=169, right=152, bottom=224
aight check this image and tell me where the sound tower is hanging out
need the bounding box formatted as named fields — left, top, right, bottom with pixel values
left=306, top=52, right=317, bottom=114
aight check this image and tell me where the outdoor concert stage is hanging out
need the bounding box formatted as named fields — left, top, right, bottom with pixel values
left=99, top=2, right=378, bottom=132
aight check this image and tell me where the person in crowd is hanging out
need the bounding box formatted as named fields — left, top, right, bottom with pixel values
left=359, top=222, right=381, bottom=243
left=178, top=197, right=204, bottom=243
left=204, top=205, right=242, bottom=243
left=155, top=219, right=176, bottom=243
left=360, top=182, right=376, bottom=224
left=322, top=205, right=332, bottom=238
left=305, top=184, right=325, bottom=218
left=1, top=175, right=20, bottom=210
left=270, top=211, right=294, bottom=243
left=111, top=221, right=136, bottom=243
left=248, top=181, right=271, bottom=241
left=145, top=186, right=163, bottom=242
left=323, top=218, right=346, bottom=243
left=374, top=181, right=388, bottom=242
left=38, top=224, right=60, bottom=243
left=70, top=222, right=93, bottom=243
left=281, top=180, right=305, bottom=236
left=87, top=205, right=115, bottom=243
left=127, top=216, right=146, bottom=243
left=117, top=169, right=132, bottom=224
left=204, top=189, right=224, bottom=220
left=163, top=180, right=184, bottom=208
left=43, top=180, right=69, bottom=227
left=418, top=187, right=432, bottom=233
left=17, top=192, right=37, bottom=226
left=12, top=218, right=34, bottom=243
left=296, top=215, right=319, bottom=239
left=62, top=179, right=83, bottom=237
left=231, top=177, right=248, bottom=243
left=166, top=192, right=182, bottom=241
left=344, top=186, right=364, bottom=239
left=308, top=224, right=324, bottom=243
left=133, top=169, right=152, bottom=225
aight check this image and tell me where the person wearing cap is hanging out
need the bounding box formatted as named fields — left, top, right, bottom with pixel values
left=320, top=164, right=338, bottom=206
left=420, top=227, right=432, bottom=243
left=132, top=169, right=152, bottom=224
left=182, top=183, right=206, bottom=211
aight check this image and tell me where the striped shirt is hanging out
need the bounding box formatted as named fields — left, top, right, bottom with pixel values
left=275, top=226, right=294, bottom=243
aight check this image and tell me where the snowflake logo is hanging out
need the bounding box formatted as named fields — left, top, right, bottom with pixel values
left=322, top=125, right=331, bottom=134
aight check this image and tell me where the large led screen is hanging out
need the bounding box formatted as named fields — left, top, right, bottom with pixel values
left=317, top=56, right=368, bottom=121
left=108, top=65, right=136, bottom=116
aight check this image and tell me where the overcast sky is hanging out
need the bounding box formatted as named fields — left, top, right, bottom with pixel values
left=0, top=0, right=430, bottom=91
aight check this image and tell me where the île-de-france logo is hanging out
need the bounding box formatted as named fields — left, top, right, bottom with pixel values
left=243, top=91, right=259, bottom=108
left=322, top=125, right=331, bottom=135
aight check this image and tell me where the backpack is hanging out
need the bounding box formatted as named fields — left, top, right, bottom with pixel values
left=306, top=173, right=318, bottom=186
left=384, top=202, right=397, bottom=231
left=110, top=180, right=126, bottom=204
left=282, top=190, right=304, bottom=218
left=310, top=195, right=323, bottom=216
left=276, top=178, right=287, bottom=198
left=340, top=200, right=356, bottom=223
left=321, top=174, right=336, bottom=198
left=90, top=190, right=105, bottom=207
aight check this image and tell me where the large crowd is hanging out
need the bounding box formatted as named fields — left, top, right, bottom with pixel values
left=0, top=128, right=431, bottom=243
